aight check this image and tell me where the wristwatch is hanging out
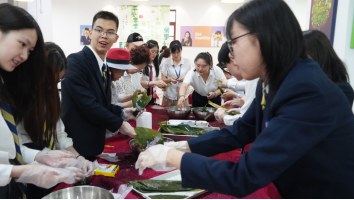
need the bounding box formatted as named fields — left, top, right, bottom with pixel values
left=236, top=94, right=241, bottom=99
left=213, top=92, right=217, bottom=97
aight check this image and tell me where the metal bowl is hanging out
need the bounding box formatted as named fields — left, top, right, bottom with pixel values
left=165, top=106, right=191, bottom=119
left=129, top=137, right=174, bottom=157
left=193, top=107, right=217, bottom=121
left=42, top=186, right=113, bottom=199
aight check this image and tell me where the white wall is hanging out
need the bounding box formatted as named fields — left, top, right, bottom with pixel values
left=332, top=0, right=354, bottom=111
left=52, top=0, right=241, bottom=64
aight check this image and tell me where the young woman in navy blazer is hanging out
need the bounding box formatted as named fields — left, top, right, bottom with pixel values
left=135, top=0, right=354, bottom=198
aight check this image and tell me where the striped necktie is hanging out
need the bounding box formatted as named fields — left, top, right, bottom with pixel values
left=261, top=90, right=266, bottom=110
left=44, top=123, right=56, bottom=150
left=102, top=63, right=107, bottom=90
left=0, top=101, right=27, bottom=199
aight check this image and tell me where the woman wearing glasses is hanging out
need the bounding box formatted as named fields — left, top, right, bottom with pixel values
left=140, top=40, right=167, bottom=103
left=177, top=52, right=227, bottom=108
left=160, top=41, right=192, bottom=106
left=135, top=0, right=354, bottom=198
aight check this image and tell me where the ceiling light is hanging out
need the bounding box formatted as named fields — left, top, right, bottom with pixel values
left=221, top=0, right=244, bottom=3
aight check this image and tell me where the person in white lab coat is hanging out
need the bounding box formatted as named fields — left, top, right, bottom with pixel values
left=0, top=4, right=78, bottom=198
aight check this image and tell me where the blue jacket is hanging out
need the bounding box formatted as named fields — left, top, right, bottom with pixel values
left=181, top=58, right=354, bottom=198
left=61, top=46, right=123, bottom=157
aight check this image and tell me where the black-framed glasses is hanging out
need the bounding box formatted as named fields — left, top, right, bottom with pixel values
left=93, top=28, right=117, bottom=38
left=227, top=30, right=255, bottom=55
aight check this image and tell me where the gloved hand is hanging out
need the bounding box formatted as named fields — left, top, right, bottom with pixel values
left=77, top=156, right=95, bottom=176
left=164, top=141, right=188, bottom=152
left=214, top=108, right=226, bottom=123
left=135, top=144, right=175, bottom=175
left=123, top=108, right=142, bottom=121
left=228, top=108, right=241, bottom=114
left=16, top=163, right=75, bottom=189
left=119, top=121, right=136, bottom=137
left=65, top=167, right=85, bottom=182
left=35, top=148, right=78, bottom=168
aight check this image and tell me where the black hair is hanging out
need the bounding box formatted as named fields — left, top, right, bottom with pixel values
left=160, top=45, right=167, bottom=53
left=92, top=10, right=119, bottom=31
left=215, top=31, right=222, bottom=35
left=194, top=52, right=213, bottom=69
left=218, top=42, right=231, bottom=64
left=162, top=48, right=171, bottom=58
left=143, top=40, right=159, bottom=77
left=169, top=40, right=182, bottom=54
left=226, top=0, right=307, bottom=97
left=303, top=30, right=349, bottom=83
left=184, top=31, right=191, bottom=39
left=45, top=42, right=67, bottom=73
left=0, top=3, right=60, bottom=146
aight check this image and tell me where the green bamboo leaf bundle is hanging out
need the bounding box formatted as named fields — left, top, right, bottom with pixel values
left=134, top=127, right=164, bottom=149
left=149, top=195, right=188, bottom=199
left=132, top=90, right=152, bottom=117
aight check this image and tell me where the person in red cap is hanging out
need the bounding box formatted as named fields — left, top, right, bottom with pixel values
left=105, top=47, right=150, bottom=138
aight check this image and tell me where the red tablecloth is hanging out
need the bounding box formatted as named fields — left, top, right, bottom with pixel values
left=53, top=105, right=281, bottom=199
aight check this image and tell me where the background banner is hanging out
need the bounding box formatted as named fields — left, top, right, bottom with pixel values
left=118, top=5, right=170, bottom=49
left=180, top=26, right=226, bottom=47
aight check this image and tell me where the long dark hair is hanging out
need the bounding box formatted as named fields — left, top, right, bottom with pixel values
left=0, top=4, right=60, bottom=146
left=226, top=0, right=307, bottom=97
left=162, top=48, right=171, bottom=58
left=45, top=42, right=67, bottom=79
left=143, top=40, right=159, bottom=77
left=303, top=30, right=349, bottom=83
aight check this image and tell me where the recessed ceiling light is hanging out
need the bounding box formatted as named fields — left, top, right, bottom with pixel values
left=221, top=0, right=245, bottom=3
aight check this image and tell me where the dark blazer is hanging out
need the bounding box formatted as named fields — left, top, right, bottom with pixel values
left=80, top=35, right=91, bottom=45
left=180, top=58, right=354, bottom=198
left=61, top=46, right=123, bottom=157
left=337, top=82, right=354, bottom=107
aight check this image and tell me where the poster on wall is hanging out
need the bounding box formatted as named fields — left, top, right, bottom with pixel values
left=309, top=0, right=338, bottom=44
left=180, top=26, right=226, bottom=47
left=80, top=25, right=92, bottom=46
left=118, top=5, right=170, bottom=49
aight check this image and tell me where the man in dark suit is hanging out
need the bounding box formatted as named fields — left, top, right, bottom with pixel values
left=61, top=11, right=137, bottom=158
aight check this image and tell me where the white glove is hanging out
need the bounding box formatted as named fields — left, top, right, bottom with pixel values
left=97, top=153, right=120, bottom=162
left=135, top=144, right=175, bottom=175
left=110, top=184, right=133, bottom=199
left=214, top=108, right=226, bottom=123
left=16, top=163, right=75, bottom=189
left=164, top=141, right=188, bottom=152
left=65, top=167, right=85, bottom=182
left=119, top=121, right=136, bottom=137
left=35, top=148, right=78, bottom=168
left=123, top=108, right=143, bottom=121
left=77, top=156, right=94, bottom=176
left=228, top=108, right=241, bottom=113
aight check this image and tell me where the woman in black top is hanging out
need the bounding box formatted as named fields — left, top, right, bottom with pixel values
left=303, top=30, right=354, bottom=106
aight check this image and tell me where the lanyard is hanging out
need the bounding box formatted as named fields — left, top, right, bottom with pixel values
left=172, top=64, right=182, bottom=78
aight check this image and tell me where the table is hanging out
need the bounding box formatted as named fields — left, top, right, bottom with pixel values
left=53, top=105, right=281, bottom=199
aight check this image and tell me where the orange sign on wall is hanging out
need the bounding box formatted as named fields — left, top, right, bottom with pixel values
left=193, top=26, right=212, bottom=47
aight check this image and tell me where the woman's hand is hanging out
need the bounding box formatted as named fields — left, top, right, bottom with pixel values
left=155, top=80, right=167, bottom=88
left=35, top=148, right=78, bottom=168
left=135, top=145, right=175, bottom=175
left=221, top=80, right=228, bottom=88
left=170, top=76, right=178, bottom=84
left=138, top=89, right=146, bottom=93
left=177, top=97, right=185, bottom=109
left=221, top=90, right=237, bottom=101
left=214, top=108, right=226, bottom=123
left=207, top=92, right=215, bottom=99
left=221, top=99, right=244, bottom=109
left=176, top=77, right=184, bottom=82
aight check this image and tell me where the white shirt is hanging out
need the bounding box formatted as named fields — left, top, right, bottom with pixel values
left=17, top=119, right=74, bottom=152
left=160, top=57, right=192, bottom=100
left=88, top=45, right=107, bottom=71
left=223, top=78, right=259, bottom=125
left=184, top=66, right=227, bottom=96
left=141, top=63, right=161, bottom=83
left=111, top=71, right=135, bottom=106
left=0, top=114, right=41, bottom=186
left=227, top=78, right=246, bottom=91
left=131, top=72, right=144, bottom=90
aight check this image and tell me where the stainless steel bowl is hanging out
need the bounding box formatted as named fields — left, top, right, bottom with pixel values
left=165, top=106, right=191, bottom=119
left=193, top=107, right=217, bottom=121
left=129, top=137, right=174, bottom=157
left=42, top=186, right=113, bottom=199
